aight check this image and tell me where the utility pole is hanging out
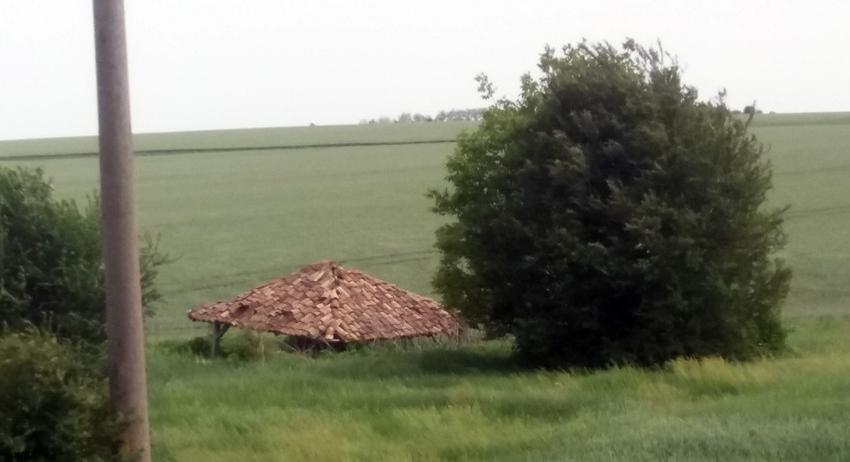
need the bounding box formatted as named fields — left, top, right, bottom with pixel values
left=92, top=0, right=151, bottom=460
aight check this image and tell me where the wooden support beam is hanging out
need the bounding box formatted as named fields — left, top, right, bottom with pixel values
left=210, top=322, right=230, bottom=357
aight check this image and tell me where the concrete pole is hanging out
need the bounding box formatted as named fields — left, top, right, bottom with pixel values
left=92, top=0, right=151, bottom=460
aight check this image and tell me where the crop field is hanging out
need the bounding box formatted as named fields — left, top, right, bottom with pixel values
left=1, top=114, right=848, bottom=461
left=0, top=122, right=477, bottom=338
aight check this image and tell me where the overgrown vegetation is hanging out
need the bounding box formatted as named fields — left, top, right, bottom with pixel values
left=0, top=331, right=119, bottom=461
left=0, top=165, right=170, bottom=460
left=0, top=166, right=169, bottom=345
left=177, top=330, right=267, bottom=361
left=431, top=41, right=791, bottom=367
left=147, top=317, right=850, bottom=462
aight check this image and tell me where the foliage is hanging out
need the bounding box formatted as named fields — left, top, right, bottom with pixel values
left=146, top=318, right=850, bottom=461
left=0, top=331, right=120, bottom=461
left=434, top=108, right=486, bottom=122
left=176, top=330, right=266, bottom=360
left=0, top=166, right=169, bottom=344
left=221, top=330, right=266, bottom=361
left=183, top=335, right=214, bottom=357
left=430, top=40, right=791, bottom=367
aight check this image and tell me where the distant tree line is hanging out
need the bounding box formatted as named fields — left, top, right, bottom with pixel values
left=359, top=108, right=486, bottom=125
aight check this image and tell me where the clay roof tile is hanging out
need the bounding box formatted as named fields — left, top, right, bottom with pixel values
left=187, top=261, right=459, bottom=342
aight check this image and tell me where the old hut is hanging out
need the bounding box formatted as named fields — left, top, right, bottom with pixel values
left=187, top=261, right=459, bottom=352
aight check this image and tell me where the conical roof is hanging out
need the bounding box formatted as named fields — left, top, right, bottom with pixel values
left=187, top=261, right=459, bottom=342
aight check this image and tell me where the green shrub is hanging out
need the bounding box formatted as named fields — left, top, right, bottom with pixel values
left=0, top=331, right=120, bottom=461
left=176, top=331, right=266, bottom=360
left=430, top=40, right=790, bottom=368
left=222, top=330, right=266, bottom=361
left=185, top=335, right=214, bottom=357
left=0, top=166, right=169, bottom=345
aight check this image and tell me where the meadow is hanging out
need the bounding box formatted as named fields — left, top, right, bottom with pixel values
left=147, top=317, right=850, bottom=461
left=0, top=114, right=848, bottom=460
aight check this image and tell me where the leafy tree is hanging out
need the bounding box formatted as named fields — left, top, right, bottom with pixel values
left=0, top=166, right=169, bottom=345
left=0, top=330, right=120, bottom=461
left=475, top=73, right=496, bottom=100
left=430, top=40, right=791, bottom=368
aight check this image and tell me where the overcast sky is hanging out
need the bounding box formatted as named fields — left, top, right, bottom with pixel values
left=0, top=0, right=848, bottom=140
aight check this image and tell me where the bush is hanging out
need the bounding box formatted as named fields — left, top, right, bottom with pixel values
left=184, top=335, right=214, bottom=357
left=222, top=330, right=266, bottom=361
left=0, top=331, right=120, bottom=461
left=0, top=166, right=169, bottom=345
left=430, top=40, right=791, bottom=368
left=177, top=330, right=266, bottom=360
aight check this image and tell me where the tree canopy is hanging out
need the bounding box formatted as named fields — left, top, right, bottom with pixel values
left=430, top=40, right=791, bottom=368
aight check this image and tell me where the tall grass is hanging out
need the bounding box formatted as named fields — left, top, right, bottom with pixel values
left=148, top=317, right=850, bottom=461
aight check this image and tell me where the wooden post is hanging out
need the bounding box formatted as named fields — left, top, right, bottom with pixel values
left=211, top=322, right=230, bottom=357
left=92, top=0, right=150, bottom=460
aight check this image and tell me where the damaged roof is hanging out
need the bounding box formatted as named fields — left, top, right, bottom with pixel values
left=187, top=261, right=459, bottom=342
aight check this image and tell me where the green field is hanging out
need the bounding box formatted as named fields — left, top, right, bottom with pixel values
left=0, top=122, right=476, bottom=159
left=1, top=114, right=848, bottom=461
left=0, top=122, right=477, bottom=338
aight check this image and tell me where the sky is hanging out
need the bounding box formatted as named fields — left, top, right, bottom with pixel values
left=0, top=0, right=848, bottom=140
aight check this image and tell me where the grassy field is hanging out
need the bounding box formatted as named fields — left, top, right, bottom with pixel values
left=0, top=122, right=476, bottom=159
left=1, top=114, right=848, bottom=460
left=750, top=115, right=850, bottom=315
left=147, top=317, right=850, bottom=461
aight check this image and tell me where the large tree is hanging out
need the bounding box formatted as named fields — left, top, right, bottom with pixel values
left=430, top=41, right=791, bottom=368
